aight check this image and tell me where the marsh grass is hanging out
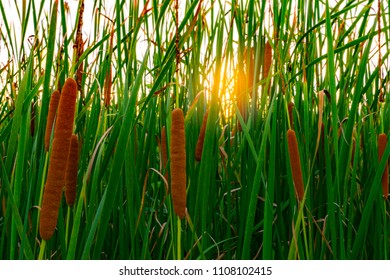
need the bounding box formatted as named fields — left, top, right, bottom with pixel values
left=0, top=0, right=389, bottom=260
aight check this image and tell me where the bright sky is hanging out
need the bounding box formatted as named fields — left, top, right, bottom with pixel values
left=0, top=1, right=385, bottom=79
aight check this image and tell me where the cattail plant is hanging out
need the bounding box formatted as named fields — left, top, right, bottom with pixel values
left=235, top=66, right=248, bottom=131
left=287, top=129, right=304, bottom=201
left=65, top=134, right=79, bottom=206
left=103, top=64, right=112, bottom=107
left=104, top=29, right=115, bottom=108
left=244, top=46, right=256, bottom=92
left=74, top=0, right=84, bottom=95
left=195, top=109, right=209, bottom=161
left=44, top=90, right=60, bottom=151
left=170, top=108, right=186, bottom=219
left=263, top=41, right=272, bottom=87
left=40, top=78, right=77, bottom=240
left=378, top=133, right=389, bottom=199
left=3, top=0, right=390, bottom=261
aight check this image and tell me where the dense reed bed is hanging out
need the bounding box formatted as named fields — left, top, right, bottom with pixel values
left=0, top=0, right=389, bottom=260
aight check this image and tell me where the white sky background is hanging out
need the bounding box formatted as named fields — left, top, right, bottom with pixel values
left=0, top=0, right=106, bottom=63
left=0, top=0, right=387, bottom=85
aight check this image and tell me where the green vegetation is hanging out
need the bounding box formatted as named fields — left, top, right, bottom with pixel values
left=0, top=0, right=389, bottom=260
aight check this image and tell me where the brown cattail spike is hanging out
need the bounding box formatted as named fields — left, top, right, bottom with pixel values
left=170, top=108, right=186, bottom=218
left=287, top=129, right=304, bottom=201
left=378, top=133, right=389, bottom=199
left=104, top=29, right=115, bottom=107
left=195, top=109, right=209, bottom=161
left=263, top=41, right=272, bottom=95
left=44, top=90, right=60, bottom=151
left=103, top=63, right=112, bottom=107
left=40, top=78, right=77, bottom=240
left=74, top=0, right=84, bottom=94
left=65, top=134, right=79, bottom=206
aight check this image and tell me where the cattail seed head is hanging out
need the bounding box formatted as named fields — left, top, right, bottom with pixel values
left=195, top=109, right=209, bottom=161
left=74, top=0, right=84, bottom=94
left=40, top=78, right=77, bottom=240
left=104, top=64, right=112, bottom=107
left=263, top=41, right=272, bottom=80
left=44, top=90, right=60, bottom=151
left=287, top=129, right=304, bottom=201
left=170, top=108, right=186, bottom=219
left=65, top=134, right=79, bottom=206
left=104, top=29, right=115, bottom=108
left=378, top=133, right=389, bottom=199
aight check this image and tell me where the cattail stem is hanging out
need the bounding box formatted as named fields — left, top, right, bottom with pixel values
left=287, top=129, right=304, bottom=201
left=351, top=138, right=356, bottom=166
left=30, top=102, right=36, bottom=136
left=161, top=126, right=168, bottom=184
left=40, top=78, right=77, bottom=240
left=195, top=109, right=209, bottom=161
left=44, top=90, right=60, bottom=151
left=378, top=133, right=389, bottom=199
left=65, top=134, right=79, bottom=206
left=170, top=108, right=186, bottom=219
left=288, top=101, right=294, bottom=130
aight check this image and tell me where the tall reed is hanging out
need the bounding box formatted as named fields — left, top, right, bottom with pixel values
left=263, top=41, right=272, bottom=85
left=378, top=133, right=389, bottom=199
left=160, top=126, right=168, bottom=184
